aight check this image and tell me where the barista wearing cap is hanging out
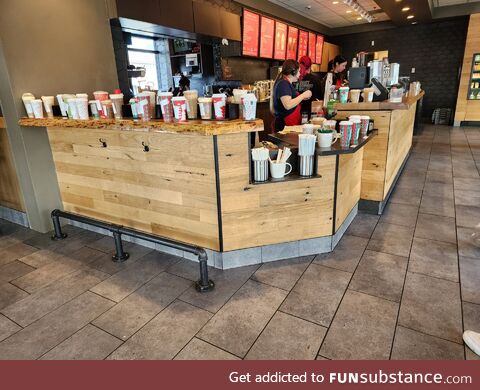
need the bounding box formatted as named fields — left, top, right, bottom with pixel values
left=270, top=59, right=312, bottom=132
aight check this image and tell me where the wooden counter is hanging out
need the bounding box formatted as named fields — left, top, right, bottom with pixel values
left=20, top=117, right=370, bottom=268
left=0, top=117, right=25, bottom=212
left=18, top=117, right=263, bottom=136
left=334, top=92, right=424, bottom=214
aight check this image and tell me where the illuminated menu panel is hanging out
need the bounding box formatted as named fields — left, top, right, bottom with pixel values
left=286, top=26, right=298, bottom=60
left=242, top=10, right=260, bottom=57
left=316, top=35, right=324, bottom=65
left=259, top=16, right=275, bottom=58
left=308, top=32, right=316, bottom=62
left=274, top=21, right=287, bottom=60
left=298, top=30, right=308, bottom=60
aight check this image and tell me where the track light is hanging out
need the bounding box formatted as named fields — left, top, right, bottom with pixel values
left=343, top=0, right=375, bottom=22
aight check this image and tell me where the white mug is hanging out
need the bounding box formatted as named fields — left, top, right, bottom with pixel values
left=318, top=131, right=339, bottom=148
left=270, top=161, right=292, bottom=179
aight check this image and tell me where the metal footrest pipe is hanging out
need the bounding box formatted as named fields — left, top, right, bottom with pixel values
left=50, top=209, right=214, bottom=292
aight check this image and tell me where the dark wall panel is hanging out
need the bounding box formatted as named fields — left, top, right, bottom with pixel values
left=332, top=17, right=469, bottom=118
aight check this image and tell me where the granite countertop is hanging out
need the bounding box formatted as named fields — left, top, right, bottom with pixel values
left=18, top=117, right=264, bottom=136
left=333, top=90, right=425, bottom=111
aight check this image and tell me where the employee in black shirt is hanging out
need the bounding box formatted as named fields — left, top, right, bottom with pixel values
left=270, top=59, right=312, bottom=132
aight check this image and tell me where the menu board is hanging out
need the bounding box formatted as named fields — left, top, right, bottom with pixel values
left=286, top=26, right=298, bottom=60
left=242, top=10, right=260, bottom=57
left=308, top=32, right=316, bottom=62
left=274, top=21, right=287, bottom=60
left=259, top=16, right=275, bottom=58
left=316, top=34, right=324, bottom=65
left=297, top=30, right=308, bottom=60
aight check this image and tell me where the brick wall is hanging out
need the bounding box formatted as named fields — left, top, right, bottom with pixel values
left=332, top=17, right=469, bottom=118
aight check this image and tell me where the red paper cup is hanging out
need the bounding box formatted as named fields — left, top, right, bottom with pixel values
left=350, top=119, right=361, bottom=145
left=137, top=95, right=151, bottom=121
left=158, top=92, right=173, bottom=122
left=172, top=97, right=187, bottom=122
left=212, top=93, right=227, bottom=120
left=360, top=115, right=370, bottom=136
left=93, top=91, right=109, bottom=118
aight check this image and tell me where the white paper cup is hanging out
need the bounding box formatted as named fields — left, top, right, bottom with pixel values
left=76, top=93, right=89, bottom=99
left=41, top=96, right=55, bottom=118
left=212, top=93, right=227, bottom=120
left=67, top=98, right=80, bottom=119
left=172, top=96, right=187, bottom=122
left=242, top=94, right=257, bottom=120
left=30, top=99, right=44, bottom=119
left=22, top=93, right=35, bottom=118
left=198, top=97, right=212, bottom=120
left=56, top=94, right=67, bottom=117
left=76, top=98, right=89, bottom=120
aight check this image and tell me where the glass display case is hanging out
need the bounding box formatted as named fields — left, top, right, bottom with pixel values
left=468, top=53, right=480, bottom=100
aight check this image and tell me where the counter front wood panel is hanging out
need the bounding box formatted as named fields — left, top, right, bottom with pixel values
left=47, top=127, right=220, bottom=250
left=335, top=111, right=392, bottom=201
left=335, top=150, right=363, bottom=231
left=0, top=123, right=25, bottom=212
left=384, top=103, right=417, bottom=197
left=217, top=133, right=336, bottom=251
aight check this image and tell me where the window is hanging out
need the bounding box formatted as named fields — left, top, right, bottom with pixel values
left=127, top=36, right=159, bottom=93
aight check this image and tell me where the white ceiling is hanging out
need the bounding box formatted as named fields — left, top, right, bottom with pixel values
left=432, top=0, right=480, bottom=7
left=269, top=0, right=390, bottom=28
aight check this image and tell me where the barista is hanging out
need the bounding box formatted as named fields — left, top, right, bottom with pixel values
left=320, top=55, right=348, bottom=99
left=271, top=59, right=312, bottom=132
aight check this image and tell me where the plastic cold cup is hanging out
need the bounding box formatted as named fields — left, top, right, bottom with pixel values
left=137, top=94, right=151, bottom=121
left=41, top=96, right=55, bottom=118
left=212, top=93, right=227, bottom=120
left=89, top=100, right=100, bottom=119
left=109, top=93, right=124, bottom=119
left=76, top=93, right=88, bottom=99
left=350, top=89, right=361, bottom=103
left=360, top=115, right=370, bottom=136
left=363, top=88, right=374, bottom=102
left=350, top=118, right=361, bottom=145
left=30, top=99, right=44, bottom=119
left=241, top=94, right=257, bottom=120
left=172, top=96, right=187, bottom=122
left=22, top=93, right=35, bottom=118
left=302, top=124, right=315, bottom=134
left=183, top=90, right=198, bottom=119
left=158, top=92, right=173, bottom=122
left=339, top=121, right=353, bottom=148
left=323, top=120, right=337, bottom=130
left=93, top=91, right=109, bottom=118
left=66, top=98, right=79, bottom=119
left=198, top=97, right=212, bottom=120
left=339, top=87, right=349, bottom=104
left=101, top=100, right=114, bottom=119
left=76, top=98, right=89, bottom=120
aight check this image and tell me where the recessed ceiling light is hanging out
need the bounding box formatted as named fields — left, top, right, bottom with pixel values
left=395, top=0, right=402, bottom=2
left=332, top=1, right=339, bottom=4
left=407, top=15, right=414, bottom=19
left=346, top=10, right=352, bottom=13
left=402, top=7, right=410, bottom=11
left=356, top=17, right=362, bottom=20
left=411, top=21, right=417, bottom=24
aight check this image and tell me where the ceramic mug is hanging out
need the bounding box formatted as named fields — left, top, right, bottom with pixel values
left=270, top=161, right=293, bottom=179
left=318, top=131, right=339, bottom=148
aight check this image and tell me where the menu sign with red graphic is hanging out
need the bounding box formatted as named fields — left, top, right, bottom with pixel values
left=297, top=30, right=308, bottom=60
left=274, top=21, right=287, bottom=60
left=286, top=25, right=298, bottom=60
left=259, top=16, right=275, bottom=58
left=316, top=34, right=324, bottom=65
left=308, top=32, right=316, bottom=62
left=242, top=10, right=260, bottom=57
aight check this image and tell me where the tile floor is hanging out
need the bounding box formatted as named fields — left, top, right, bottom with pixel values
left=1, top=124, right=480, bottom=360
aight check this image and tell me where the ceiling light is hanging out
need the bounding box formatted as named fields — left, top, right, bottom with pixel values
left=407, top=15, right=414, bottom=19
left=356, top=17, right=362, bottom=20
left=342, top=0, right=374, bottom=23
left=411, top=21, right=417, bottom=24
left=346, top=10, right=352, bottom=13
left=402, top=7, right=410, bottom=11
left=332, top=1, right=339, bottom=4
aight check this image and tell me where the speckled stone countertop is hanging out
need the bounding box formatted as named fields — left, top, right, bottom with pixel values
left=18, top=117, right=264, bottom=136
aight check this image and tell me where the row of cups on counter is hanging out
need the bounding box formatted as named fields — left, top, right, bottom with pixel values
left=337, top=87, right=375, bottom=104
left=21, top=89, right=258, bottom=122
left=303, top=115, right=372, bottom=149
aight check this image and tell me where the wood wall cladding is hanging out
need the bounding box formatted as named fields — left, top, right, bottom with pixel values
left=455, top=14, right=480, bottom=123
left=0, top=124, right=25, bottom=212
left=335, top=110, right=392, bottom=202
left=216, top=133, right=336, bottom=251
left=335, top=150, right=363, bottom=231
left=384, top=104, right=417, bottom=197
left=47, top=127, right=220, bottom=250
